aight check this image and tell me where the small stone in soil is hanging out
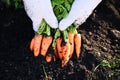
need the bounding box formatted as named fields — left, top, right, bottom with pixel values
left=110, top=29, right=120, bottom=39
left=100, top=46, right=107, bottom=52
left=88, top=32, right=92, bottom=36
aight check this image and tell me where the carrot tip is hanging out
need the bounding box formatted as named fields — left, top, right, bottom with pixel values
left=46, top=54, right=52, bottom=63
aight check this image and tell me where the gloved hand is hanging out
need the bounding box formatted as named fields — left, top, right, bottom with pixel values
left=59, top=0, right=102, bottom=31
left=23, top=0, right=58, bottom=32
left=23, top=0, right=58, bottom=59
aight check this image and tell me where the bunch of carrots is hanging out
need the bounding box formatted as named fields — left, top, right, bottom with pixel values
left=30, top=19, right=53, bottom=57
left=30, top=0, right=82, bottom=67
left=53, top=27, right=82, bottom=67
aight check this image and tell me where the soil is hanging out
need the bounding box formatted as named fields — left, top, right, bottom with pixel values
left=0, top=0, right=120, bottom=80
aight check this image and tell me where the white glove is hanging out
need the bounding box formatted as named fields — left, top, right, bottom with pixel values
left=59, top=0, right=102, bottom=31
left=23, top=0, right=58, bottom=32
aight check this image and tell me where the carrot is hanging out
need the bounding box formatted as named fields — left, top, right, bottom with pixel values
left=30, top=37, right=34, bottom=51
left=54, top=45, right=58, bottom=58
left=61, top=42, right=70, bottom=67
left=46, top=54, right=52, bottom=63
left=56, top=37, right=63, bottom=60
left=34, top=34, right=42, bottom=56
left=40, top=36, right=52, bottom=56
left=74, top=33, right=82, bottom=59
left=68, top=32, right=74, bottom=58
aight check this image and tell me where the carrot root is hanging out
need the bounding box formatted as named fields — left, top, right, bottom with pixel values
left=56, top=37, right=63, bottom=60
left=61, top=42, right=70, bottom=67
left=54, top=45, right=58, bottom=59
left=74, top=33, right=82, bottom=59
left=46, top=54, right=52, bottom=63
left=34, top=34, right=42, bottom=57
left=30, top=37, right=34, bottom=51
left=68, top=32, right=74, bottom=58
left=40, top=36, right=53, bottom=56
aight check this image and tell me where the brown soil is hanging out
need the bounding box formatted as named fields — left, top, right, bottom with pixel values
left=0, top=0, right=120, bottom=80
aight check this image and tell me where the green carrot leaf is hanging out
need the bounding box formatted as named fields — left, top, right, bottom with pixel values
left=64, top=0, right=71, bottom=11
left=100, top=60, right=111, bottom=68
left=37, top=19, right=46, bottom=35
left=67, top=25, right=78, bottom=34
left=63, top=30, right=68, bottom=42
left=52, top=29, right=61, bottom=48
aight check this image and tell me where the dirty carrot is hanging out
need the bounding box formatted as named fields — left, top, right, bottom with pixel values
left=30, top=37, right=34, bottom=51
left=54, top=45, right=58, bottom=59
left=40, top=36, right=52, bottom=56
left=34, top=34, right=42, bottom=56
left=61, top=42, right=70, bottom=67
left=46, top=54, right=52, bottom=63
left=74, top=33, right=82, bottom=59
left=68, top=32, right=74, bottom=58
left=56, top=37, right=63, bottom=60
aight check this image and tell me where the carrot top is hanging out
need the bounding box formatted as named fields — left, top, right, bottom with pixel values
left=37, top=0, right=77, bottom=49
left=52, top=29, right=61, bottom=48
left=37, top=19, right=51, bottom=36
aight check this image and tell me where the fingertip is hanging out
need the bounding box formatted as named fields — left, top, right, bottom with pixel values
left=59, top=19, right=68, bottom=31
left=59, top=25, right=66, bottom=31
left=59, top=17, right=75, bottom=31
left=49, top=21, right=58, bottom=29
left=45, top=17, right=58, bottom=29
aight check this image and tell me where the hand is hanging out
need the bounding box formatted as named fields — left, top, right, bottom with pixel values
left=23, top=0, right=58, bottom=32
left=59, top=0, right=102, bottom=31
left=23, top=0, right=58, bottom=61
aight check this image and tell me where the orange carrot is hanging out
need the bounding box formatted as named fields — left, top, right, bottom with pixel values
left=68, top=32, right=74, bottom=58
left=56, top=37, right=71, bottom=67
left=54, top=45, right=58, bottom=59
left=61, top=42, right=70, bottom=67
left=40, top=36, right=52, bottom=56
left=56, top=37, right=63, bottom=60
left=46, top=54, right=52, bottom=63
left=34, top=34, right=42, bottom=56
left=74, top=33, right=82, bottom=59
left=30, top=37, right=34, bottom=51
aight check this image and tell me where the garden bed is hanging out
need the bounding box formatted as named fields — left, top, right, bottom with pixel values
left=0, top=0, right=120, bottom=80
